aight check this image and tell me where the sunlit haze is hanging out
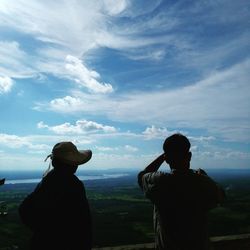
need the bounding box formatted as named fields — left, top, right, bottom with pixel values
left=0, top=0, right=249, bottom=171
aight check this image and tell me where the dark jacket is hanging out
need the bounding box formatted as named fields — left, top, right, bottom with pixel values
left=19, top=169, right=92, bottom=250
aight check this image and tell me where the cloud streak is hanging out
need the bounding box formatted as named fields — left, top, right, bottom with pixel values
left=0, top=133, right=49, bottom=150
left=65, top=55, right=113, bottom=93
left=39, top=59, right=250, bottom=142
left=37, top=120, right=117, bottom=134
left=0, top=0, right=249, bottom=170
left=0, top=1, right=167, bottom=80
left=0, top=0, right=249, bottom=92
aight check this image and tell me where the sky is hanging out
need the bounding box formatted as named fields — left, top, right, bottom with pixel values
left=0, top=0, right=249, bottom=171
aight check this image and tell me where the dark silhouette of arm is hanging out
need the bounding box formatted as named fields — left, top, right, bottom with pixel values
left=19, top=188, right=40, bottom=230
left=195, top=169, right=226, bottom=208
left=138, top=153, right=165, bottom=187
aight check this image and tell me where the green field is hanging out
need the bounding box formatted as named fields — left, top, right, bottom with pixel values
left=1, top=172, right=250, bottom=249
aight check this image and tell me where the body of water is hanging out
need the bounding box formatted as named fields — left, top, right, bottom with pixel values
left=5, top=173, right=129, bottom=184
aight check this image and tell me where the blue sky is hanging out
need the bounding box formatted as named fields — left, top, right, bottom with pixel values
left=0, top=0, right=249, bottom=171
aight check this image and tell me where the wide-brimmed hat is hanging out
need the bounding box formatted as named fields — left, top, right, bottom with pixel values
left=49, top=142, right=92, bottom=166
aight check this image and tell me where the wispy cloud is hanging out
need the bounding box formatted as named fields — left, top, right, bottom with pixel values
left=142, top=126, right=176, bottom=140
left=0, top=133, right=49, bottom=150
left=0, top=41, right=35, bottom=78
left=38, top=60, right=250, bottom=142
left=0, top=0, right=249, bottom=170
left=195, top=149, right=250, bottom=161
left=0, top=1, right=165, bottom=79
left=95, top=146, right=118, bottom=152
left=124, top=145, right=138, bottom=152
left=37, top=120, right=117, bottom=134
left=0, top=0, right=249, bottom=87
left=189, top=136, right=215, bottom=142
left=102, top=0, right=128, bottom=16
left=65, top=55, right=113, bottom=93
left=0, top=133, right=94, bottom=158
left=95, top=144, right=138, bottom=152
left=0, top=1, right=128, bottom=89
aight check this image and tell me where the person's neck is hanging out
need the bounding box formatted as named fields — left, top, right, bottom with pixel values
left=171, top=168, right=192, bottom=175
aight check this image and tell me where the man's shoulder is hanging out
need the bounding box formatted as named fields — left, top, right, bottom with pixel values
left=140, top=171, right=172, bottom=184
left=140, top=170, right=170, bottom=177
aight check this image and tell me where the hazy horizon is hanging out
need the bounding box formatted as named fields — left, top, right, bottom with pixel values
left=1, top=167, right=250, bottom=186
left=0, top=1, right=249, bottom=171
left=1, top=166, right=250, bottom=174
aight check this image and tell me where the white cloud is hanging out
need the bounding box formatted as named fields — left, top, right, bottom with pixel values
left=41, top=60, right=250, bottom=142
left=0, top=0, right=247, bottom=95
left=189, top=136, right=215, bottom=142
left=195, top=149, right=250, bottom=161
left=125, top=48, right=166, bottom=61
left=142, top=128, right=216, bottom=143
left=0, top=133, right=50, bottom=150
left=0, top=133, right=29, bottom=148
left=0, top=1, right=124, bottom=88
left=120, top=0, right=162, bottom=18
left=103, top=0, right=128, bottom=16
left=142, top=126, right=174, bottom=140
left=34, top=92, right=115, bottom=114
left=0, top=41, right=35, bottom=78
left=0, top=0, right=170, bottom=82
left=225, top=151, right=250, bottom=160
left=0, top=1, right=105, bottom=50
left=124, top=145, right=138, bottom=152
left=190, top=145, right=198, bottom=152
left=95, top=146, right=118, bottom=151
left=114, top=60, right=249, bottom=125
left=65, top=55, right=113, bottom=93
left=0, top=0, right=249, bottom=170
left=0, top=153, right=46, bottom=171
left=95, top=145, right=139, bottom=153
left=0, top=0, right=249, bottom=77
left=0, top=76, right=13, bottom=94
left=37, top=120, right=117, bottom=134
left=48, top=96, right=86, bottom=113
left=88, top=152, right=152, bottom=169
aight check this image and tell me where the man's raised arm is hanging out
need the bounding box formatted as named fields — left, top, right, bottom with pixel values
left=138, top=153, right=165, bottom=187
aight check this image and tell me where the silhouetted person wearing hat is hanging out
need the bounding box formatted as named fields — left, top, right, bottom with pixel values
left=138, top=133, right=225, bottom=250
left=19, top=142, right=92, bottom=250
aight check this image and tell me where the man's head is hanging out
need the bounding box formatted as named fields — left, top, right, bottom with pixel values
left=163, top=133, right=191, bottom=170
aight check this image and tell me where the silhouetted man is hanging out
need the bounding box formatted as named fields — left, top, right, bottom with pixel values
left=138, top=133, right=225, bottom=250
left=19, top=142, right=92, bottom=250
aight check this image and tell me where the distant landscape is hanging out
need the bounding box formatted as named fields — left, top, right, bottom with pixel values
left=1, top=168, right=250, bottom=249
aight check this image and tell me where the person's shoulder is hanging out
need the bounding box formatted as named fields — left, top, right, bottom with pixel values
left=69, top=174, right=85, bottom=189
left=72, top=174, right=83, bottom=184
left=40, top=170, right=56, bottom=185
left=157, top=171, right=171, bottom=178
left=143, top=171, right=171, bottom=184
left=43, top=170, right=82, bottom=187
left=142, top=170, right=169, bottom=178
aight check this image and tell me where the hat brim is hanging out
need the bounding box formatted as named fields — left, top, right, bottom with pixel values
left=58, top=149, right=92, bottom=166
